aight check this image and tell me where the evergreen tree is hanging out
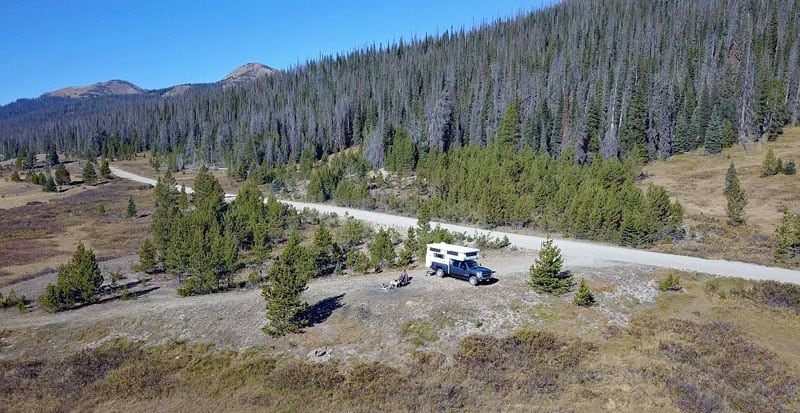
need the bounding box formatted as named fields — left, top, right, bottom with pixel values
left=39, top=242, right=103, bottom=312
left=761, top=148, right=782, bottom=176
left=24, top=151, right=35, bottom=171
left=703, top=108, right=724, bottom=155
left=306, top=171, right=325, bottom=202
left=299, top=148, right=314, bottom=178
left=724, top=162, right=738, bottom=196
left=397, top=247, right=414, bottom=267
left=82, top=162, right=97, bottom=185
left=137, top=238, right=158, bottom=273
left=226, top=179, right=267, bottom=250
left=369, top=228, right=396, bottom=270
left=774, top=209, right=795, bottom=265
left=10, top=170, right=21, bottom=182
left=573, top=278, right=595, bottom=306
left=723, top=121, right=736, bottom=148
left=151, top=171, right=181, bottom=262
left=529, top=237, right=572, bottom=295
left=192, top=166, right=225, bottom=215
left=725, top=168, right=747, bottom=226
left=586, top=86, right=604, bottom=155
left=620, top=80, right=648, bottom=159
left=42, top=175, right=56, bottom=192
left=645, top=185, right=679, bottom=238
left=99, top=159, right=112, bottom=179
left=54, top=163, right=70, bottom=185
left=404, top=227, right=418, bottom=259
left=262, top=232, right=313, bottom=336
left=14, top=149, right=25, bottom=171
left=312, top=222, right=337, bottom=273
left=347, top=250, right=371, bottom=273
left=178, top=186, right=189, bottom=211
left=496, top=100, right=521, bottom=146
left=126, top=196, right=137, bottom=218
left=689, top=104, right=704, bottom=150
left=384, top=128, right=416, bottom=176
left=47, top=146, right=59, bottom=167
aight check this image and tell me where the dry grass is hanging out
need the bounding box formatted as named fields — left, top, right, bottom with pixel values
left=2, top=270, right=800, bottom=412
left=0, top=161, right=90, bottom=209
left=641, top=127, right=800, bottom=265
left=0, top=177, right=153, bottom=286
left=113, top=156, right=246, bottom=194
left=4, top=275, right=799, bottom=413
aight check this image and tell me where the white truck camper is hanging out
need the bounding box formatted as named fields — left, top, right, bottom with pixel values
left=425, top=243, right=494, bottom=286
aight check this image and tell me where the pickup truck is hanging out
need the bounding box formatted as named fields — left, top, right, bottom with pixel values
left=430, top=259, right=494, bottom=286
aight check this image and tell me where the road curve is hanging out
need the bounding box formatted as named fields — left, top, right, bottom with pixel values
left=111, top=167, right=800, bottom=285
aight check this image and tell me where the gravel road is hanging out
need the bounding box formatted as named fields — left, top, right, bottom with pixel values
left=111, top=167, right=800, bottom=285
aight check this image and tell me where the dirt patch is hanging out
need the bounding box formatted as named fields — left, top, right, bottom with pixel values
left=1, top=248, right=662, bottom=366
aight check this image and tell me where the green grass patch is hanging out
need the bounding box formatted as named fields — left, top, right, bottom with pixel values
left=398, top=319, right=439, bottom=347
left=532, top=303, right=558, bottom=323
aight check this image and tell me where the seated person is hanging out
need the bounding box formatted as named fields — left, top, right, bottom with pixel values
left=398, top=268, right=409, bottom=284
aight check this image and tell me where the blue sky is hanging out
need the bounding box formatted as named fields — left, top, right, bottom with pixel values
left=0, top=0, right=550, bottom=105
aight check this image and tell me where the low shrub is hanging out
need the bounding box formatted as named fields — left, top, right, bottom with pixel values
left=731, top=280, right=800, bottom=314
left=398, top=319, right=438, bottom=346
left=658, top=271, right=682, bottom=292
left=0, top=290, right=27, bottom=312
left=656, top=319, right=798, bottom=412
left=574, top=279, right=596, bottom=306
left=119, top=287, right=136, bottom=301
left=455, top=329, right=594, bottom=393
left=783, top=160, right=797, bottom=175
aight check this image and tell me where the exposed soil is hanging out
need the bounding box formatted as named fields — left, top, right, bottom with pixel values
left=1, top=249, right=662, bottom=368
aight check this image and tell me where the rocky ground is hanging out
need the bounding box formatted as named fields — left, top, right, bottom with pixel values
left=1, top=249, right=663, bottom=367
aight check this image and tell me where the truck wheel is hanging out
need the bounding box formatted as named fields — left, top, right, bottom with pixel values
left=469, top=276, right=479, bottom=286
left=435, top=268, right=445, bottom=277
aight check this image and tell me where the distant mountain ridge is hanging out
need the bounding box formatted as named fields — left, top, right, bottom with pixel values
left=221, top=63, right=276, bottom=87
left=37, top=63, right=275, bottom=100
left=44, top=80, right=146, bottom=98
left=1, top=0, right=797, bottom=170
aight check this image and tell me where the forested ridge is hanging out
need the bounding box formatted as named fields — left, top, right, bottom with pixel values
left=0, top=0, right=797, bottom=169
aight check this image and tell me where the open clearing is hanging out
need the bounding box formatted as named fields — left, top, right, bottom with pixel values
left=1, top=248, right=662, bottom=361
left=0, top=165, right=152, bottom=287
left=642, top=128, right=800, bottom=265
left=1, top=159, right=800, bottom=411
left=2, top=256, right=799, bottom=412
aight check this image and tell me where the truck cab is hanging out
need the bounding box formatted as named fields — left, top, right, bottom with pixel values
left=425, top=243, right=495, bottom=286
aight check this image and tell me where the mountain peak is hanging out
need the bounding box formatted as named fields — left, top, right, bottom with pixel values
left=44, top=80, right=146, bottom=98
left=221, top=63, right=276, bottom=86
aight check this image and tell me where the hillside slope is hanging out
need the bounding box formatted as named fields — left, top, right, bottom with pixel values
left=1, top=0, right=798, bottom=170
left=642, top=126, right=800, bottom=264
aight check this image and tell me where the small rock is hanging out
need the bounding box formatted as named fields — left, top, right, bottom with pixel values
left=308, top=347, right=331, bottom=362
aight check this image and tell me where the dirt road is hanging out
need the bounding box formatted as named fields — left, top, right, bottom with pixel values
left=111, top=167, right=800, bottom=284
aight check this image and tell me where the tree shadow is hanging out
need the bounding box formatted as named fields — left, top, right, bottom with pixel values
left=303, top=293, right=345, bottom=327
